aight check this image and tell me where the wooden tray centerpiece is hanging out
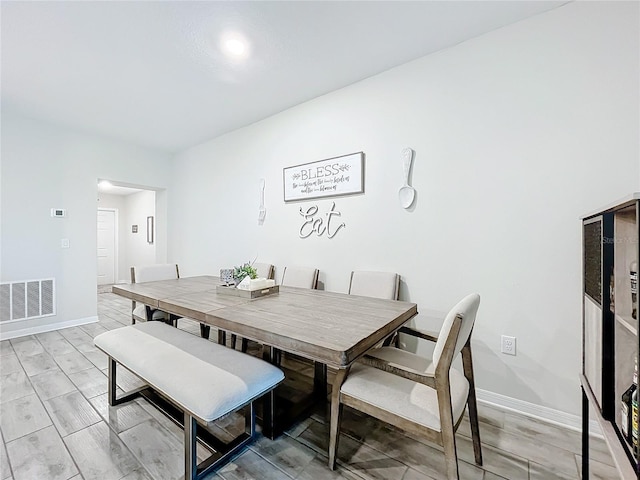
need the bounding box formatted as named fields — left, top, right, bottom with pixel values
left=216, top=278, right=279, bottom=299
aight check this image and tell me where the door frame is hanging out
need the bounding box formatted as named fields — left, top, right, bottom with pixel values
left=97, top=207, right=119, bottom=285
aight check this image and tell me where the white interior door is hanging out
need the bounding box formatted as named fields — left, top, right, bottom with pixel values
left=97, top=209, right=116, bottom=285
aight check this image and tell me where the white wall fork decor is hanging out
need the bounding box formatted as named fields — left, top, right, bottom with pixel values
left=258, top=178, right=266, bottom=225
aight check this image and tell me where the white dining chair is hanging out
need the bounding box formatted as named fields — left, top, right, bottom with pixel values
left=253, top=262, right=275, bottom=280
left=281, top=266, right=319, bottom=289
left=348, top=271, right=400, bottom=300
left=348, top=270, right=401, bottom=346
left=130, top=264, right=180, bottom=325
left=329, top=293, right=482, bottom=480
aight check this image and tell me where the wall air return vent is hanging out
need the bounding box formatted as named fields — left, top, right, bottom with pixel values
left=0, top=279, right=56, bottom=323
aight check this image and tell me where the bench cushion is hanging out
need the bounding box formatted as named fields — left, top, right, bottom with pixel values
left=94, top=322, right=284, bottom=423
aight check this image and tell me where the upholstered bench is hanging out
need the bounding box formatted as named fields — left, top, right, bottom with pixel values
left=93, top=321, right=284, bottom=480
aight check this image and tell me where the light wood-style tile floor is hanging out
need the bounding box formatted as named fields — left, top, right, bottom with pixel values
left=0, top=291, right=617, bottom=480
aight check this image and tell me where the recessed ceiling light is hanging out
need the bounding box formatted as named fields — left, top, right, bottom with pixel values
left=221, top=33, right=249, bottom=59
left=98, top=180, right=113, bottom=190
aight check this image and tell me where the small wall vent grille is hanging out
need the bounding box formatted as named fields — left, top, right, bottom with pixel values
left=0, top=279, right=55, bottom=323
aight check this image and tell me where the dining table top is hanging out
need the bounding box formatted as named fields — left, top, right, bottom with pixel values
left=112, top=275, right=418, bottom=368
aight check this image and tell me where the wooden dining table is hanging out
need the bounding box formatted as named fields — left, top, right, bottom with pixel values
left=112, top=275, right=418, bottom=438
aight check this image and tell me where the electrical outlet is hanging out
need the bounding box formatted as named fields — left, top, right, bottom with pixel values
left=501, top=335, right=516, bottom=356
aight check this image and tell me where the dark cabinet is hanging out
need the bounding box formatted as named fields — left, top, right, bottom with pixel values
left=582, top=194, right=639, bottom=479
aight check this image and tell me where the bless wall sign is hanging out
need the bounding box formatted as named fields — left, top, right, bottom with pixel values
left=283, top=152, right=364, bottom=202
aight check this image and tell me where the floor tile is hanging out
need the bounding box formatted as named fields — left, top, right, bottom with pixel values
left=502, top=411, right=582, bottom=455
left=217, top=449, right=294, bottom=480
left=250, top=434, right=316, bottom=478
left=335, top=435, right=409, bottom=480
left=119, top=419, right=186, bottom=480
left=90, top=393, right=153, bottom=433
left=470, top=420, right=580, bottom=478
left=482, top=472, right=510, bottom=480
left=0, top=394, right=52, bottom=442
left=0, top=341, right=14, bottom=357
left=455, top=432, right=528, bottom=480
left=58, top=327, right=93, bottom=346
left=80, top=323, right=109, bottom=338
left=54, top=350, right=94, bottom=375
left=64, top=421, right=143, bottom=480
left=44, top=390, right=102, bottom=437
left=74, top=340, right=99, bottom=354
left=18, top=351, right=59, bottom=377
left=118, top=468, right=156, bottom=480
left=400, top=467, right=438, bottom=480
left=6, top=425, right=78, bottom=480
left=9, top=337, right=44, bottom=359
left=295, top=455, right=363, bottom=480
left=105, top=365, right=146, bottom=392
left=0, top=353, right=22, bottom=376
left=529, top=459, right=578, bottom=479
left=0, top=432, right=12, bottom=480
left=575, top=453, right=621, bottom=480
left=68, top=367, right=108, bottom=398
left=81, top=347, right=109, bottom=370
left=0, top=371, right=34, bottom=404
left=29, top=369, right=77, bottom=401
left=137, top=397, right=192, bottom=442
left=35, top=332, right=76, bottom=357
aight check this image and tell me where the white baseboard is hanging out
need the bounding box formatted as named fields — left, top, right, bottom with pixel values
left=0, top=316, right=98, bottom=341
left=477, top=388, right=602, bottom=437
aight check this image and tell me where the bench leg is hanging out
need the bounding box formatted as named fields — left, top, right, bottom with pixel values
left=184, top=404, right=257, bottom=480
left=108, top=357, right=117, bottom=405
left=185, top=413, right=197, bottom=480
left=107, top=357, right=148, bottom=406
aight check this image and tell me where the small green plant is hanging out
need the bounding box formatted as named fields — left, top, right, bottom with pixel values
left=233, top=262, right=257, bottom=282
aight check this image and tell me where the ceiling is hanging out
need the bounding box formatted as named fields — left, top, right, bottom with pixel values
left=98, top=183, right=144, bottom=196
left=1, top=1, right=567, bottom=154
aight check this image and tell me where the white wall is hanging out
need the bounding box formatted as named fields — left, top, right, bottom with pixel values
left=124, top=190, right=156, bottom=273
left=1, top=112, right=172, bottom=338
left=168, top=1, right=639, bottom=417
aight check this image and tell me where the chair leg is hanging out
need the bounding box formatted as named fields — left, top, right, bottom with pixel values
left=462, top=343, right=482, bottom=465
left=328, top=368, right=349, bottom=470
left=437, top=381, right=459, bottom=480
left=441, top=425, right=459, bottom=480
left=200, top=324, right=210, bottom=339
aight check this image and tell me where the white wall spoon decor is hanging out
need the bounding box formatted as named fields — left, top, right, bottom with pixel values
left=399, top=148, right=416, bottom=209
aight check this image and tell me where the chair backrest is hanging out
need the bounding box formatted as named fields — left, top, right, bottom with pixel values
left=281, top=266, right=319, bottom=289
left=432, top=293, right=480, bottom=371
left=348, top=271, right=400, bottom=300
left=253, top=262, right=275, bottom=280
left=131, top=264, right=180, bottom=284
